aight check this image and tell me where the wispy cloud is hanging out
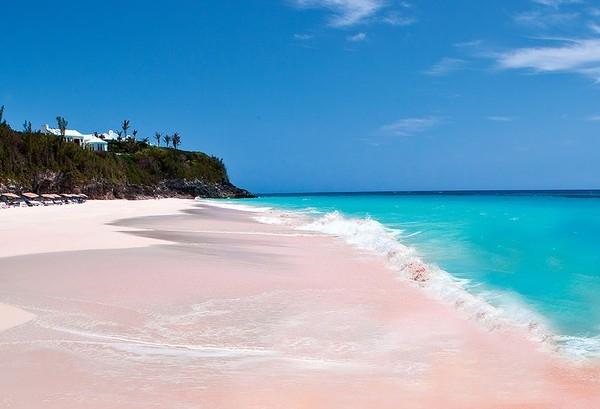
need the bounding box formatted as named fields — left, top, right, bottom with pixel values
left=380, top=116, right=440, bottom=137
left=496, top=38, right=600, bottom=82
left=589, top=23, right=600, bottom=33
left=347, top=32, right=366, bottom=42
left=513, top=10, right=579, bottom=28
left=487, top=116, right=515, bottom=122
left=291, top=0, right=384, bottom=27
left=293, top=33, right=314, bottom=40
left=531, top=0, right=582, bottom=8
left=584, top=114, right=600, bottom=121
left=289, top=0, right=415, bottom=27
left=454, top=39, right=483, bottom=48
left=424, top=58, right=466, bottom=76
left=381, top=11, right=415, bottom=26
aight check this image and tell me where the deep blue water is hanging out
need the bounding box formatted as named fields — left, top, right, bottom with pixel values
left=240, top=191, right=600, bottom=345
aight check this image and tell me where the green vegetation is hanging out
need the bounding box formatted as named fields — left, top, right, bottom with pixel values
left=0, top=122, right=230, bottom=192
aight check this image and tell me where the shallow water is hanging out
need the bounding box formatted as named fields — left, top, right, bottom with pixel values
left=240, top=192, right=600, bottom=355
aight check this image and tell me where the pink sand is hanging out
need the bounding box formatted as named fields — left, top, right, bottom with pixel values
left=0, top=200, right=599, bottom=408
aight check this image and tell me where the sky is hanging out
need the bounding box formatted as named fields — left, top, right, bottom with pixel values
left=2, top=0, right=600, bottom=193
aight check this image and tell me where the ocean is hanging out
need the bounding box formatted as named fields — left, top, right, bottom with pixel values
left=234, top=191, right=600, bottom=358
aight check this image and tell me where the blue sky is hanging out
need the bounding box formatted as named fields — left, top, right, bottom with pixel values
left=2, top=0, right=600, bottom=193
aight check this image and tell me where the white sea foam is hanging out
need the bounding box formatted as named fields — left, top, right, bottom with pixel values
left=244, top=205, right=600, bottom=359
left=296, top=212, right=518, bottom=328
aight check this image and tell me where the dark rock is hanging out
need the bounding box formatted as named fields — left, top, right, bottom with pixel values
left=1, top=176, right=255, bottom=200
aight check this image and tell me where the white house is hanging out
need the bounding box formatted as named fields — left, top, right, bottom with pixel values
left=84, top=135, right=110, bottom=152
left=41, top=124, right=108, bottom=152
left=100, top=130, right=123, bottom=141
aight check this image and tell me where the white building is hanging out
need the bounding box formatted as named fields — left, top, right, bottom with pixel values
left=41, top=124, right=108, bottom=152
left=100, top=130, right=123, bottom=141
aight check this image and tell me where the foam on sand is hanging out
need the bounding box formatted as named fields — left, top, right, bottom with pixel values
left=248, top=206, right=600, bottom=359
left=0, top=303, right=35, bottom=332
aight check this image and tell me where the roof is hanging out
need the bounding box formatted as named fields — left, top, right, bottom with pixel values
left=41, top=125, right=123, bottom=142
left=22, top=193, right=40, bottom=199
left=1, top=193, right=20, bottom=199
left=42, top=125, right=86, bottom=137
left=41, top=194, right=55, bottom=199
left=102, top=129, right=131, bottom=141
left=83, top=136, right=108, bottom=145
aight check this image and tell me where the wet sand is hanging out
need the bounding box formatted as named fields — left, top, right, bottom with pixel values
left=1, top=199, right=599, bottom=408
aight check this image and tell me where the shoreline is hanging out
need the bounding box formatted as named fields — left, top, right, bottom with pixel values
left=1, top=199, right=599, bottom=408
left=203, top=199, right=600, bottom=361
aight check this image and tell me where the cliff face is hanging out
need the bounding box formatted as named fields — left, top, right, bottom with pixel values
left=79, top=179, right=254, bottom=200
left=0, top=125, right=254, bottom=199
left=0, top=173, right=253, bottom=200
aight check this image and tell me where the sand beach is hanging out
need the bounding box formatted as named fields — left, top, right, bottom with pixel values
left=1, top=199, right=599, bottom=408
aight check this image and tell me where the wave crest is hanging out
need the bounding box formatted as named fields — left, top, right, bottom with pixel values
left=289, top=210, right=600, bottom=359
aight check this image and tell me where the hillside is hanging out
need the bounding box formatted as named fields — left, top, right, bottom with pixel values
left=0, top=124, right=253, bottom=199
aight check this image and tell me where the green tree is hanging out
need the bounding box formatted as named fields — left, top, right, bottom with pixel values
left=121, top=119, right=130, bottom=139
left=164, top=134, right=171, bottom=148
left=154, top=131, right=161, bottom=147
left=23, top=120, right=32, bottom=133
left=172, top=132, right=181, bottom=150
left=132, top=129, right=138, bottom=141
left=0, top=105, right=5, bottom=124
left=56, top=116, right=68, bottom=140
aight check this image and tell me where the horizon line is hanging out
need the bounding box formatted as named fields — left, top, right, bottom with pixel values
left=254, top=189, right=600, bottom=196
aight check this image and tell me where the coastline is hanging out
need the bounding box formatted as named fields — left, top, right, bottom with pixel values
left=1, top=199, right=599, bottom=408
left=229, top=199, right=600, bottom=360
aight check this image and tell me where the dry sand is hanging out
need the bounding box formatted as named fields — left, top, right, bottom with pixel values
left=0, top=199, right=599, bottom=408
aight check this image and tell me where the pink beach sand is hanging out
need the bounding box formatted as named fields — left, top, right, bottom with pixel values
left=0, top=199, right=599, bottom=408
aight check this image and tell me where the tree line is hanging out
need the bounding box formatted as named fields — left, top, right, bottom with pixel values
left=0, top=110, right=230, bottom=193
left=0, top=106, right=184, bottom=150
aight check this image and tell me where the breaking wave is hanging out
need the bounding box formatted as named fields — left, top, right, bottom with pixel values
left=252, top=207, right=600, bottom=359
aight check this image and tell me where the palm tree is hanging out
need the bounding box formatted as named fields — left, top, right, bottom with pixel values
left=23, top=120, right=32, bottom=133
left=121, top=119, right=130, bottom=139
left=172, top=132, right=181, bottom=150
left=56, top=116, right=68, bottom=140
left=132, top=129, right=138, bottom=140
left=142, top=137, right=150, bottom=144
left=117, top=130, right=123, bottom=141
left=154, top=131, right=161, bottom=147
left=164, top=134, right=171, bottom=148
left=0, top=105, right=5, bottom=124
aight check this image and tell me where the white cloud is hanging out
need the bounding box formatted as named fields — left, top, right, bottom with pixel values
left=496, top=39, right=600, bottom=81
left=347, top=32, right=366, bottom=42
left=290, top=0, right=415, bottom=27
left=487, top=116, right=515, bottom=122
left=585, top=115, right=600, bottom=121
left=294, top=33, right=314, bottom=40
left=292, top=0, right=384, bottom=27
left=380, top=116, right=440, bottom=137
left=589, top=23, right=600, bottom=34
left=513, top=10, right=579, bottom=28
left=381, top=12, right=416, bottom=26
left=454, top=39, right=483, bottom=48
left=531, top=0, right=582, bottom=8
left=424, top=58, right=466, bottom=76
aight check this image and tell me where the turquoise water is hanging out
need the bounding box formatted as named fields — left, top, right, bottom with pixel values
left=240, top=192, right=600, bottom=347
